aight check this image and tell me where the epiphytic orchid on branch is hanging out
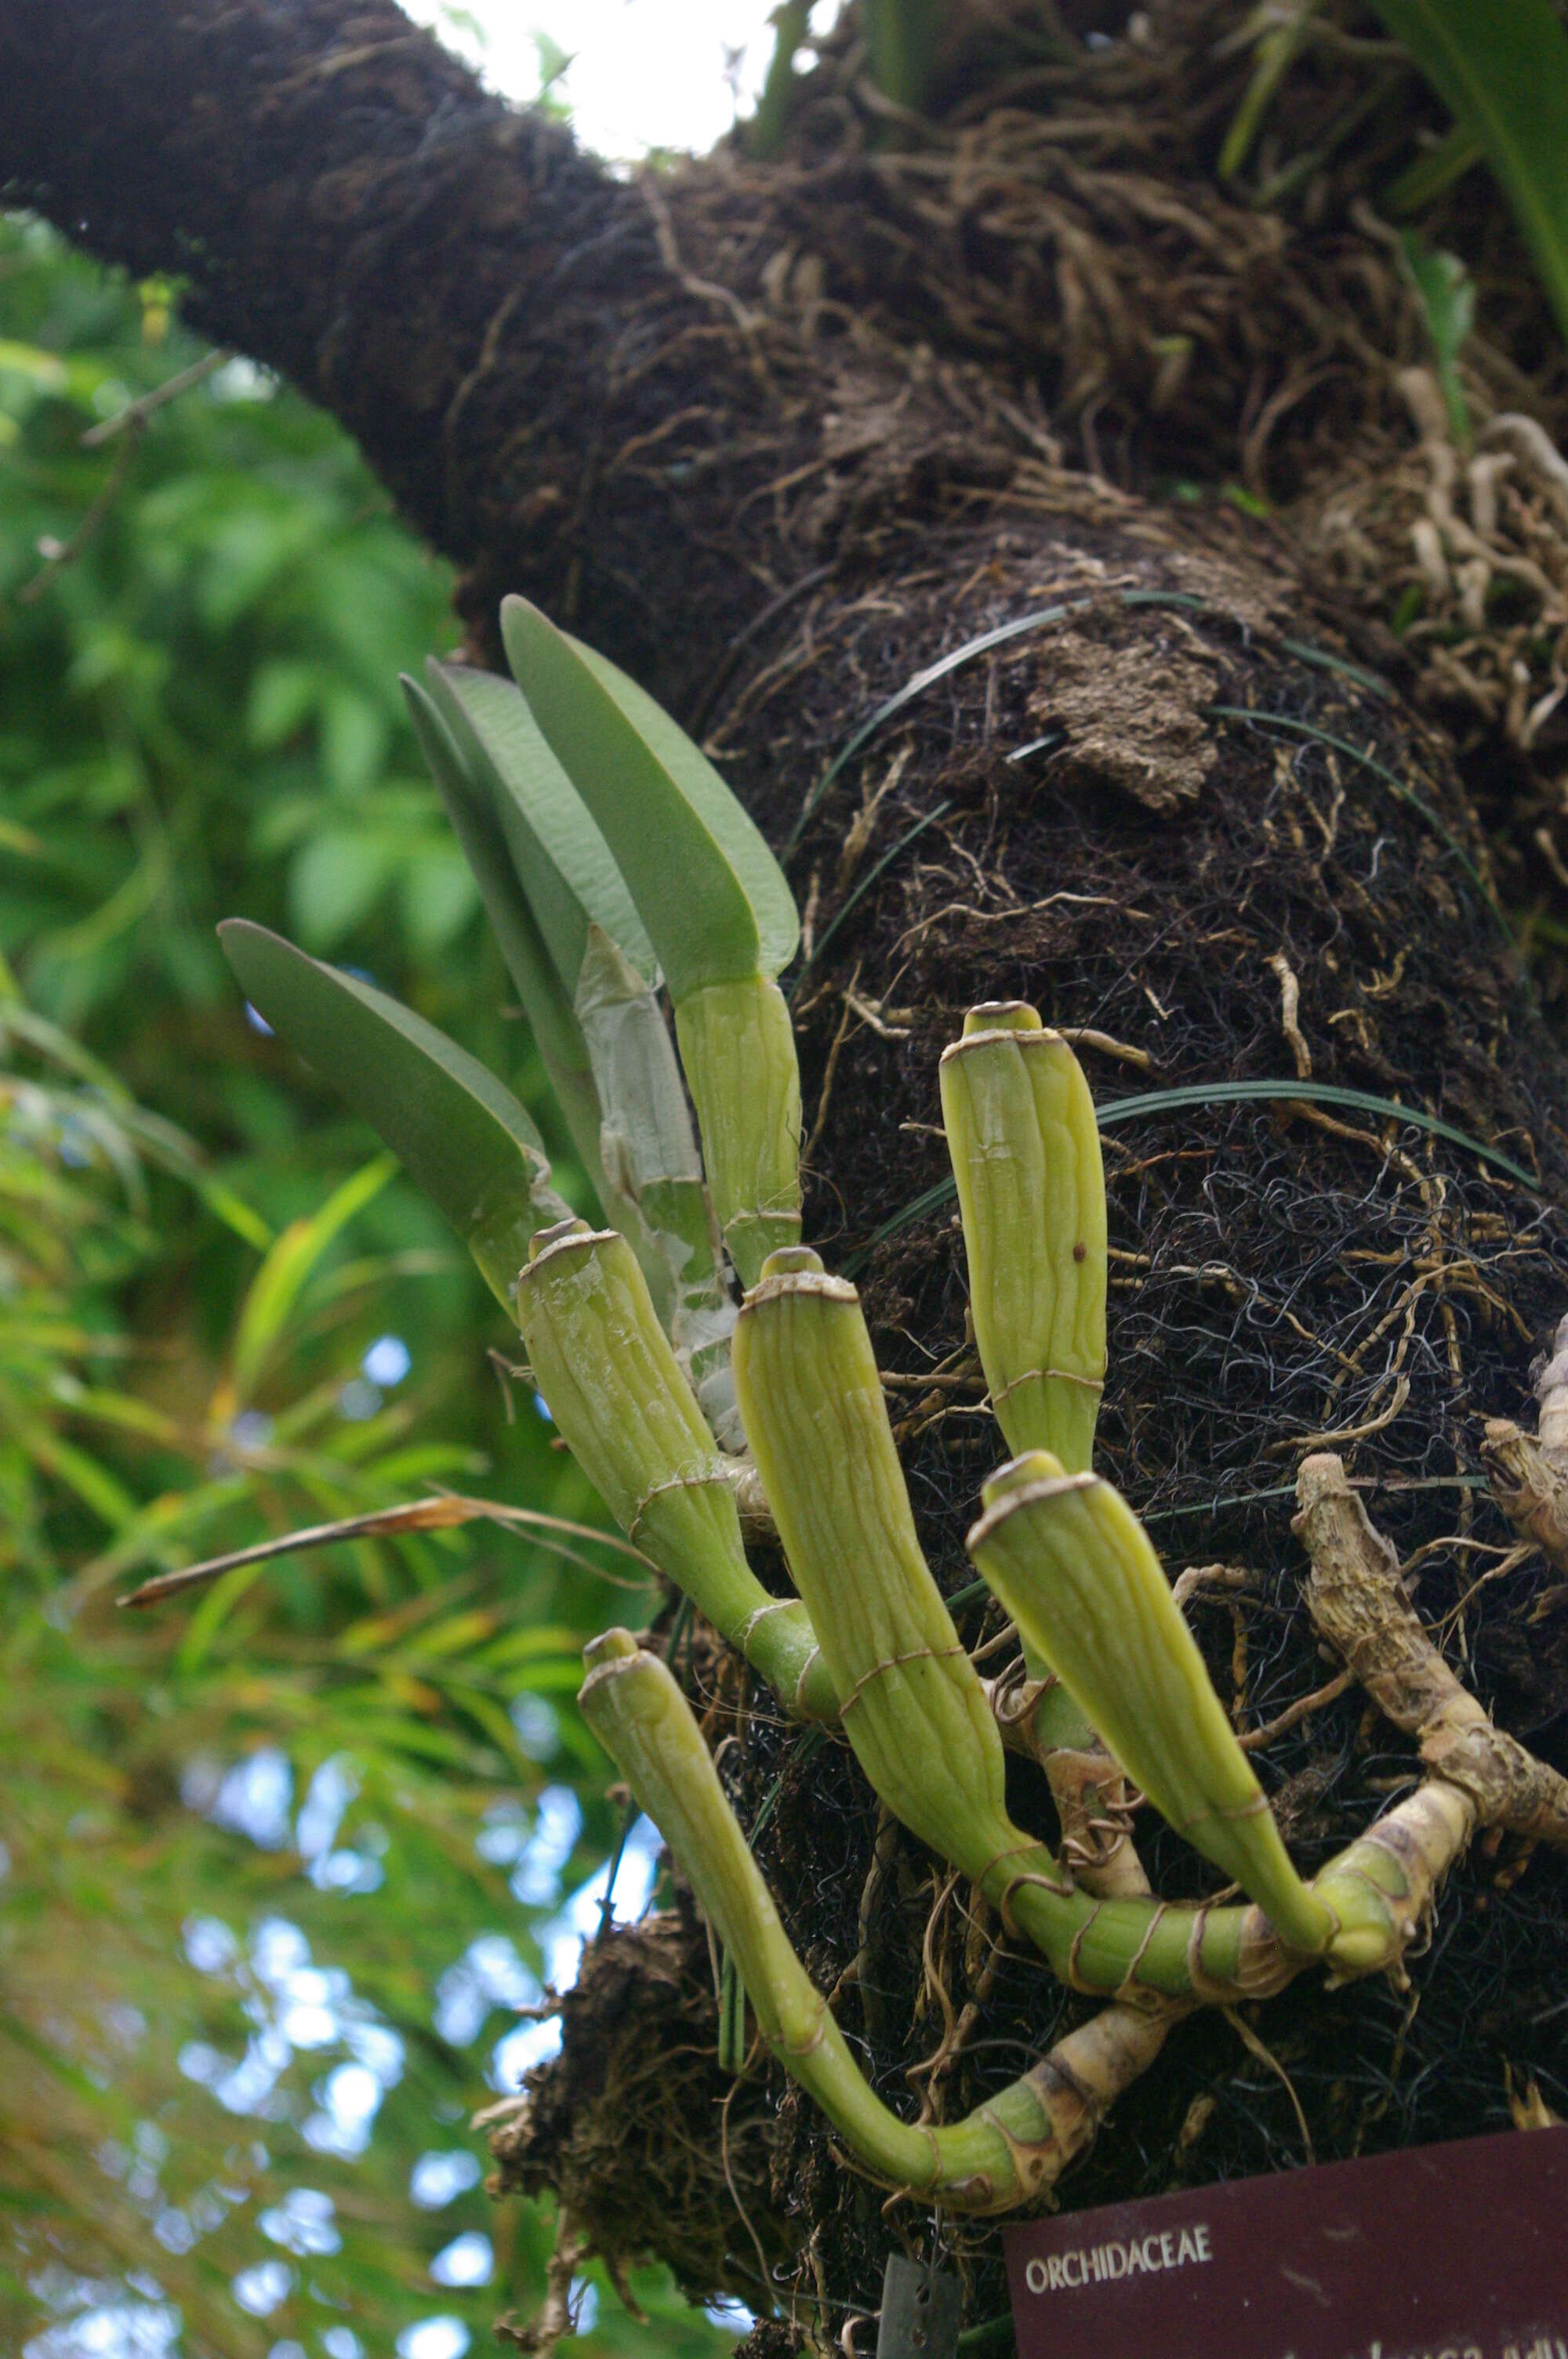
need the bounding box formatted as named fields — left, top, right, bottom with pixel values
left=210, top=604, right=1568, bottom=2223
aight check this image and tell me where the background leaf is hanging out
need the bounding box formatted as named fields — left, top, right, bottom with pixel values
left=1369, top=0, right=1568, bottom=347
left=0, top=213, right=729, bottom=2359
left=229, top=1150, right=396, bottom=1401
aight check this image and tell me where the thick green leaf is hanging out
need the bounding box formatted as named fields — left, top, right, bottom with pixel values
left=499, top=598, right=799, bottom=998
left=571, top=636, right=800, bottom=981
left=1370, top=0, right=1568, bottom=347
left=426, top=660, right=656, bottom=988
left=218, top=919, right=565, bottom=1306
left=400, top=674, right=590, bottom=1083
left=401, top=677, right=673, bottom=1302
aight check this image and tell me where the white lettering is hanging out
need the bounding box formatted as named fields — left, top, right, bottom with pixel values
left=1025, top=2223, right=1217, bottom=2296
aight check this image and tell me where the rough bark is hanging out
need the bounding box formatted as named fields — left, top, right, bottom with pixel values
left=9, top=2, right=1568, bottom=2343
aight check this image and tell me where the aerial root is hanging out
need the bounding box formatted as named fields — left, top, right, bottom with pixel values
left=1294, top=1452, right=1568, bottom=1847
left=1483, top=1308, right=1568, bottom=1580
left=495, top=2208, right=586, bottom=2354
left=989, top=1662, right=1150, bottom=1898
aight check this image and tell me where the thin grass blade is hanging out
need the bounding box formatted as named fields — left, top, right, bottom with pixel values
left=845, top=1076, right=1546, bottom=1270
left=228, top=1150, right=395, bottom=1401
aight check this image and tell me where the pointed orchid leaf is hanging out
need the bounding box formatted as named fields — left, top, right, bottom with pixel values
left=218, top=919, right=568, bottom=1308
left=499, top=597, right=798, bottom=1000
left=426, top=660, right=657, bottom=990
left=401, top=675, right=588, bottom=1084
left=403, top=674, right=676, bottom=1313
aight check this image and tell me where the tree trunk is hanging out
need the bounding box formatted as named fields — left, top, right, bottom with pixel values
left=8, top=3, right=1568, bottom=2346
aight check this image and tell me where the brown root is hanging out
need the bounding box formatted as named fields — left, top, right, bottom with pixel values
left=1484, top=1307, right=1568, bottom=1577
left=1294, top=1452, right=1568, bottom=1845
left=493, top=2213, right=585, bottom=2356
left=1482, top=1416, right=1568, bottom=1583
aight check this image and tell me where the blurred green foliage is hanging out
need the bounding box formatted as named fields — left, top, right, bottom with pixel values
left=0, top=218, right=738, bottom=2358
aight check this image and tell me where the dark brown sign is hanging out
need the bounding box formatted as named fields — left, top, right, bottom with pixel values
left=1004, top=2127, right=1568, bottom=2359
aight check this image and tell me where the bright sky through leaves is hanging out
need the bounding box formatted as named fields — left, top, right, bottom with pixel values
left=403, top=0, right=831, bottom=158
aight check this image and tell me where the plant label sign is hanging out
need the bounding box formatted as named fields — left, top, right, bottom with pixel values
left=1004, top=2126, right=1568, bottom=2359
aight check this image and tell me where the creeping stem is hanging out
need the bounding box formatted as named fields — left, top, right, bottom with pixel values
left=579, top=1630, right=1174, bottom=2214
left=731, top=1248, right=1226, bottom=1990
left=939, top=1003, right=1105, bottom=1474
left=733, top=1247, right=1069, bottom=1898
left=941, top=1004, right=1142, bottom=1889
left=572, top=1452, right=1530, bottom=2208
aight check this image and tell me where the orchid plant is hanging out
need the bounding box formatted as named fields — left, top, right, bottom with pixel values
left=221, top=598, right=1568, bottom=2219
